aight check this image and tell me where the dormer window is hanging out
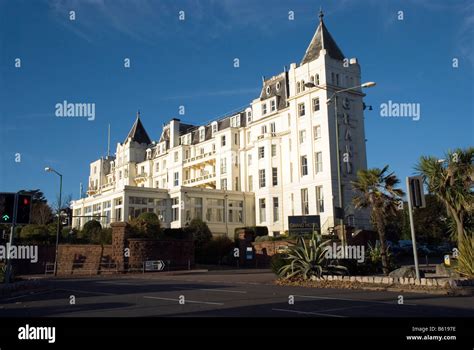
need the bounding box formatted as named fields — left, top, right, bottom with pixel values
left=211, top=122, right=218, bottom=135
left=266, top=86, right=271, bottom=95
left=276, top=81, right=281, bottom=91
left=146, top=148, right=152, bottom=160
left=230, top=115, right=241, bottom=128
left=246, top=109, right=252, bottom=123
left=199, top=127, right=205, bottom=142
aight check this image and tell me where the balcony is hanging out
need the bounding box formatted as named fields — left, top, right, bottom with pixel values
left=86, top=187, right=98, bottom=196
left=134, top=172, right=148, bottom=182
left=183, top=172, right=216, bottom=187
left=100, top=182, right=115, bottom=192
left=183, top=151, right=216, bottom=168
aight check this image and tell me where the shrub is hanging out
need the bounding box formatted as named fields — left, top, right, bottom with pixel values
left=196, top=236, right=234, bottom=265
left=18, top=224, right=56, bottom=244
left=81, top=220, right=103, bottom=242
left=159, top=228, right=192, bottom=240
left=234, top=226, right=268, bottom=242
left=365, top=241, right=397, bottom=273
left=129, top=212, right=161, bottom=238
left=185, top=218, right=212, bottom=248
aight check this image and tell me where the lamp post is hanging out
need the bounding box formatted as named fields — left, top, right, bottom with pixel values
left=304, top=81, right=376, bottom=244
left=45, top=167, right=62, bottom=276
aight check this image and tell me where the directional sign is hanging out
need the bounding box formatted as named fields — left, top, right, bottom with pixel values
left=144, top=260, right=166, bottom=271
left=0, top=193, right=15, bottom=224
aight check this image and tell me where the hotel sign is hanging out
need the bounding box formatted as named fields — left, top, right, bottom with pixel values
left=288, top=215, right=321, bottom=235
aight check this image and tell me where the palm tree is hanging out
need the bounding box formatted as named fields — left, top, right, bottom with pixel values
left=416, top=147, right=474, bottom=243
left=351, top=166, right=405, bottom=275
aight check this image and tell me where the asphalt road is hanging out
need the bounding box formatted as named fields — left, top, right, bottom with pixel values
left=0, top=270, right=473, bottom=317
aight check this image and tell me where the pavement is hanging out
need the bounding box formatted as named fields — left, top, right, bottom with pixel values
left=0, top=269, right=473, bottom=317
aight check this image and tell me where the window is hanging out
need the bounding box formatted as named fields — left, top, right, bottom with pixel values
left=259, top=198, right=266, bottom=223
left=273, top=197, right=279, bottom=222
left=288, top=113, right=291, bottom=127
left=172, top=197, right=179, bottom=221
left=290, top=193, right=294, bottom=215
left=272, top=167, right=278, bottom=186
left=270, top=99, right=276, bottom=112
left=174, top=151, right=179, bottom=162
left=221, top=135, right=226, bottom=146
left=331, top=72, right=335, bottom=85
left=185, top=197, right=203, bottom=221
left=206, top=198, right=224, bottom=222
left=228, top=200, right=243, bottom=223
left=248, top=175, right=253, bottom=191
left=270, top=122, right=276, bottom=134
left=234, top=133, right=238, bottom=145
left=261, top=125, right=267, bottom=135
left=313, top=125, right=321, bottom=139
left=258, top=147, right=265, bottom=159
left=301, top=80, right=305, bottom=91
left=94, top=166, right=97, bottom=174
left=310, top=75, right=314, bottom=84
left=315, top=73, right=320, bottom=85
left=316, top=186, right=324, bottom=213
left=271, top=144, right=277, bottom=157
left=336, top=73, right=340, bottom=86
left=301, top=188, right=309, bottom=215
left=124, top=169, right=128, bottom=178
left=266, top=86, right=271, bottom=95
left=220, top=158, right=227, bottom=174
left=119, top=171, right=122, bottom=180
left=248, top=154, right=252, bottom=166
left=301, top=156, right=308, bottom=176
left=313, top=97, right=320, bottom=112
left=174, top=172, right=179, bottom=186
left=212, top=123, right=218, bottom=135
left=199, top=127, right=205, bottom=141
left=298, top=103, right=305, bottom=117
left=185, top=149, right=190, bottom=159
left=221, top=178, right=227, bottom=190
left=315, top=152, right=323, bottom=173
left=299, top=130, right=306, bottom=144
left=296, top=82, right=300, bottom=94
left=235, top=176, right=239, bottom=191
left=247, top=110, right=252, bottom=123
left=259, top=169, right=266, bottom=188
left=230, top=115, right=241, bottom=128
left=247, top=131, right=251, bottom=142
left=276, top=81, right=281, bottom=91
left=262, top=103, right=267, bottom=115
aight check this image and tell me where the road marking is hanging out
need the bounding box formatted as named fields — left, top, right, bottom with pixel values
left=143, top=296, right=224, bottom=305
left=56, top=288, right=115, bottom=296
left=293, top=294, right=418, bottom=306
left=272, top=308, right=346, bottom=318
left=198, top=289, right=247, bottom=294
left=3, top=290, right=53, bottom=302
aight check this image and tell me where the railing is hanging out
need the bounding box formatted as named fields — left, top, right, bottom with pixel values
left=183, top=150, right=216, bottom=164
left=183, top=173, right=216, bottom=185
left=134, top=172, right=148, bottom=179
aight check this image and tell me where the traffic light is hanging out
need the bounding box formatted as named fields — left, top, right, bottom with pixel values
left=16, top=194, right=32, bottom=224
left=0, top=193, right=15, bottom=224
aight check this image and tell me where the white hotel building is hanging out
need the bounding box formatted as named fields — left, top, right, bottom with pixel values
left=71, top=12, right=371, bottom=237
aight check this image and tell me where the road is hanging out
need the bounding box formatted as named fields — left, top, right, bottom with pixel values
left=0, top=270, right=473, bottom=317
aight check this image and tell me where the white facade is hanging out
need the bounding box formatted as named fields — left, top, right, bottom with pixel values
left=71, top=13, right=371, bottom=237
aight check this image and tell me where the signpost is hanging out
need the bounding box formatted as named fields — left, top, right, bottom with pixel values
left=406, top=176, right=426, bottom=281
left=144, top=260, right=166, bottom=272
left=288, top=215, right=321, bottom=236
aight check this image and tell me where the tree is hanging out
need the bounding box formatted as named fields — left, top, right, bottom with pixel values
left=81, top=220, right=102, bottom=243
left=185, top=218, right=212, bottom=247
left=19, top=189, right=53, bottom=225
left=129, top=212, right=161, bottom=238
left=352, top=166, right=405, bottom=275
left=416, top=147, right=474, bottom=243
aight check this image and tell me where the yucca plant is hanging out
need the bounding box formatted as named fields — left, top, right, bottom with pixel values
left=455, top=230, right=474, bottom=278
left=278, top=232, right=347, bottom=280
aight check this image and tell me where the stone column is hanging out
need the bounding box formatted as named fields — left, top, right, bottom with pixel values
left=111, top=222, right=129, bottom=272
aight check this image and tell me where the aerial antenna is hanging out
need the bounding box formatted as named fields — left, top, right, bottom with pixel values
left=79, top=182, right=83, bottom=199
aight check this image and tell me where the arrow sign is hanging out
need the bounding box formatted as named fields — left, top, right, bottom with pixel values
left=2, top=214, right=9, bottom=221
left=145, top=260, right=166, bottom=272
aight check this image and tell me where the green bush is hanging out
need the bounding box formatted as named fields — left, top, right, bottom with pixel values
left=81, top=220, right=103, bottom=242
left=18, top=224, right=56, bottom=244
left=129, top=212, right=161, bottom=238
left=185, top=218, right=212, bottom=248
left=196, top=236, right=234, bottom=265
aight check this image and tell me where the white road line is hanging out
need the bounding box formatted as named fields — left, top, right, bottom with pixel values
left=57, top=288, right=115, bottom=296
left=3, top=290, right=53, bottom=302
left=143, top=296, right=224, bottom=305
left=199, top=289, right=247, bottom=294
left=293, top=294, right=418, bottom=306
left=272, top=308, right=347, bottom=318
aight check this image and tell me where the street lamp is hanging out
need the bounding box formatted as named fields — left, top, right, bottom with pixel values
left=305, top=81, right=376, bottom=244
left=45, top=167, right=62, bottom=276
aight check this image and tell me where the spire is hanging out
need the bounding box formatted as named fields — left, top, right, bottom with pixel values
left=125, top=111, right=152, bottom=145
left=301, top=10, right=345, bottom=65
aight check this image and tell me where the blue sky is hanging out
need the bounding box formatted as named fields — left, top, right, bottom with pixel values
left=1, top=0, right=473, bottom=205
